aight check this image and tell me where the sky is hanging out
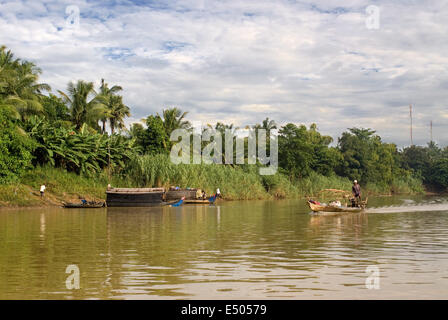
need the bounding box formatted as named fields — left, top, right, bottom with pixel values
left=0, top=0, right=447, bottom=147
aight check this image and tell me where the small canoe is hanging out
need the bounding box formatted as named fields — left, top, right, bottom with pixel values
left=307, top=200, right=365, bottom=213
left=171, top=199, right=184, bottom=207
left=63, top=202, right=105, bottom=208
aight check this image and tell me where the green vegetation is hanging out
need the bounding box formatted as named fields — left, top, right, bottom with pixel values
left=0, top=166, right=130, bottom=207
left=0, top=45, right=444, bottom=207
left=0, top=108, right=35, bottom=183
left=401, top=142, right=448, bottom=191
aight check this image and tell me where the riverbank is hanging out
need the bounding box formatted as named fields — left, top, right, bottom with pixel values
left=0, top=168, right=107, bottom=208
left=0, top=164, right=426, bottom=208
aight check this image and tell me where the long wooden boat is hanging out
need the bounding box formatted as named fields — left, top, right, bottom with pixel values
left=106, top=188, right=165, bottom=207
left=307, top=200, right=365, bottom=213
left=63, top=202, right=105, bottom=208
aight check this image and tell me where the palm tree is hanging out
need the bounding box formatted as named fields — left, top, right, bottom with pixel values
left=58, top=80, right=103, bottom=130
left=108, top=95, right=130, bottom=134
left=157, top=107, right=190, bottom=136
left=98, top=79, right=123, bottom=134
left=0, top=46, right=51, bottom=120
left=254, top=117, right=277, bottom=131
left=0, top=96, right=20, bottom=120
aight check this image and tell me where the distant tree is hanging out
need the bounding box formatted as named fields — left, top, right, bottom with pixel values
left=97, top=79, right=127, bottom=134
left=401, top=145, right=431, bottom=180
left=337, top=127, right=405, bottom=188
left=41, top=94, right=70, bottom=122
left=0, top=107, right=34, bottom=182
left=58, top=80, right=104, bottom=130
left=278, top=123, right=314, bottom=178
left=142, top=115, right=170, bottom=154
left=430, top=159, right=448, bottom=189
left=0, top=46, right=51, bottom=120
left=401, top=142, right=447, bottom=189
left=108, top=96, right=130, bottom=134
left=157, top=107, right=190, bottom=136
left=254, top=117, right=277, bottom=131
left=129, top=122, right=146, bottom=151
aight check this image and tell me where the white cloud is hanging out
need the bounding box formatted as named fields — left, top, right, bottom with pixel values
left=0, top=0, right=447, bottom=147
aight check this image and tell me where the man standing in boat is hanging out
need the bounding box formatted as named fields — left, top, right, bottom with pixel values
left=351, top=180, right=361, bottom=207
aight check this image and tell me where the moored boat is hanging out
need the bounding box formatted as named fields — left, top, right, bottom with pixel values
left=185, top=194, right=218, bottom=204
left=63, top=201, right=105, bottom=208
left=105, top=187, right=221, bottom=207
left=106, top=188, right=165, bottom=207
left=165, top=188, right=199, bottom=201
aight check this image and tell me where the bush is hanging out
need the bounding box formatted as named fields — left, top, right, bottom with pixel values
left=0, top=108, right=35, bottom=183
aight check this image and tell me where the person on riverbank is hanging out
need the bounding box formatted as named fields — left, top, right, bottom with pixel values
left=216, top=188, right=221, bottom=198
left=351, top=180, right=361, bottom=206
left=40, top=184, right=46, bottom=198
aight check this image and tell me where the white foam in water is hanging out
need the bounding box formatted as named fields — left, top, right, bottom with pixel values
left=367, top=201, right=448, bottom=214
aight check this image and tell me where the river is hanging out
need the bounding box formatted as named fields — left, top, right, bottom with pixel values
left=1, top=195, right=447, bottom=299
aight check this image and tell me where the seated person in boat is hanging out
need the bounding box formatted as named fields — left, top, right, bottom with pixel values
left=351, top=180, right=361, bottom=207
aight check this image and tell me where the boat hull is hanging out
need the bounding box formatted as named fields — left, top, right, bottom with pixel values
left=184, top=199, right=215, bottom=204
left=106, top=188, right=165, bottom=207
left=308, top=201, right=364, bottom=213
left=63, top=203, right=105, bottom=208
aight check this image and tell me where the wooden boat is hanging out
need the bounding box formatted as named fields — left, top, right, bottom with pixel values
left=106, top=187, right=220, bottom=207
left=165, top=188, right=199, bottom=201
left=307, top=199, right=367, bottom=213
left=183, top=194, right=218, bottom=205
left=185, top=199, right=213, bottom=204
left=64, top=201, right=105, bottom=208
left=106, top=188, right=165, bottom=207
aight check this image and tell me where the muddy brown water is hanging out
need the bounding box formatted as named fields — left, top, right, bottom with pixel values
left=1, top=195, right=447, bottom=299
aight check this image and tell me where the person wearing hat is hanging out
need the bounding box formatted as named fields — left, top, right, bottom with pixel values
left=351, top=180, right=361, bottom=207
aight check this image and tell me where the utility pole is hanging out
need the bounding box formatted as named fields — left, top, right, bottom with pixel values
left=430, top=120, right=433, bottom=143
left=409, top=104, right=413, bottom=146
left=108, top=138, right=111, bottom=182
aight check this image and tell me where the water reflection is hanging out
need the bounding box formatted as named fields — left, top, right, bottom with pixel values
left=0, top=196, right=448, bottom=299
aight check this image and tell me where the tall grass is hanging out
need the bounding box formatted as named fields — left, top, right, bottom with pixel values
left=391, top=175, right=425, bottom=194
left=125, top=154, right=426, bottom=200
left=0, top=155, right=426, bottom=207
left=125, top=154, right=269, bottom=199
left=0, top=184, right=41, bottom=207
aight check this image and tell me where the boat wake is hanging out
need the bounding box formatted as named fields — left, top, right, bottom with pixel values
left=366, top=200, right=448, bottom=214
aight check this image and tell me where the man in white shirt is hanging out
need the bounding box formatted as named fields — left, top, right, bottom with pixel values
left=40, top=185, right=46, bottom=197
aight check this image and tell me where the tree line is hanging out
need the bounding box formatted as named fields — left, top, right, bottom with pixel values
left=1, top=46, right=447, bottom=192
